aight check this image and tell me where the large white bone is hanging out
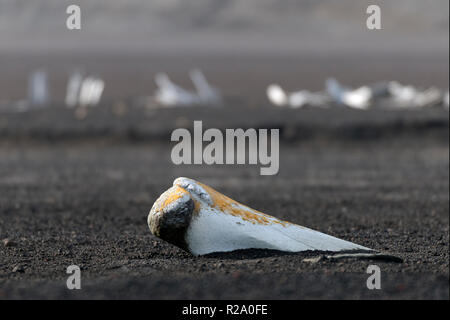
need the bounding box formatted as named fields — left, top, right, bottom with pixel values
left=148, top=177, right=372, bottom=256
left=189, top=69, right=222, bottom=105
left=78, top=77, right=105, bottom=108
left=154, top=73, right=200, bottom=107
left=266, top=84, right=330, bottom=109
left=387, top=81, right=443, bottom=108
left=65, top=71, right=83, bottom=108
left=154, top=71, right=221, bottom=107
left=326, top=78, right=372, bottom=110
left=28, top=69, right=50, bottom=107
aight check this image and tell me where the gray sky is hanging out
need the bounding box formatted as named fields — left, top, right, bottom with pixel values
left=0, top=0, right=448, bottom=55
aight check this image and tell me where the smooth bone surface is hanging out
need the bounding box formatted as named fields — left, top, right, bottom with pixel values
left=148, top=178, right=372, bottom=255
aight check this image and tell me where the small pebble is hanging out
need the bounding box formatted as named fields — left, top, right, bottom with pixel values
left=2, top=238, right=16, bottom=247
left=12, top=265, right=25, bottom=273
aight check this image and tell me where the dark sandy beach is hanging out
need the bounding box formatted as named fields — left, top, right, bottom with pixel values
left=0, top=90, right=448, bottom=299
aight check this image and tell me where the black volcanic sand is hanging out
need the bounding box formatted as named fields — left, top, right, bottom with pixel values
left=0, top=105, right=448, bottom=299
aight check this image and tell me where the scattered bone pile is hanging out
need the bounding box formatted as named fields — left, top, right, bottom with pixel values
left=0, top=70, right=105, bottom=115
left=152, top=69, right=222, bottom=107
left=267, top=78, right=449, bottom=111
left=1, top=69, right=448, bottom=115
left=65, top=72, right=105, bottom=109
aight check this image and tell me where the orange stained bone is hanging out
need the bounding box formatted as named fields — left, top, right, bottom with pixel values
left=196, top=181, right=291, bottom=227
left=153, top=185, right=188, bottom=213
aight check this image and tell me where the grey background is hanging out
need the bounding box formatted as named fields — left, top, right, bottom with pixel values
left=0, top=0, right=448, bottom=55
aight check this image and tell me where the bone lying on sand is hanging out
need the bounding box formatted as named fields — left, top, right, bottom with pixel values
left=268, top=78, right=448, bottom=110
left=148, top=177, right=374, bottom=256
